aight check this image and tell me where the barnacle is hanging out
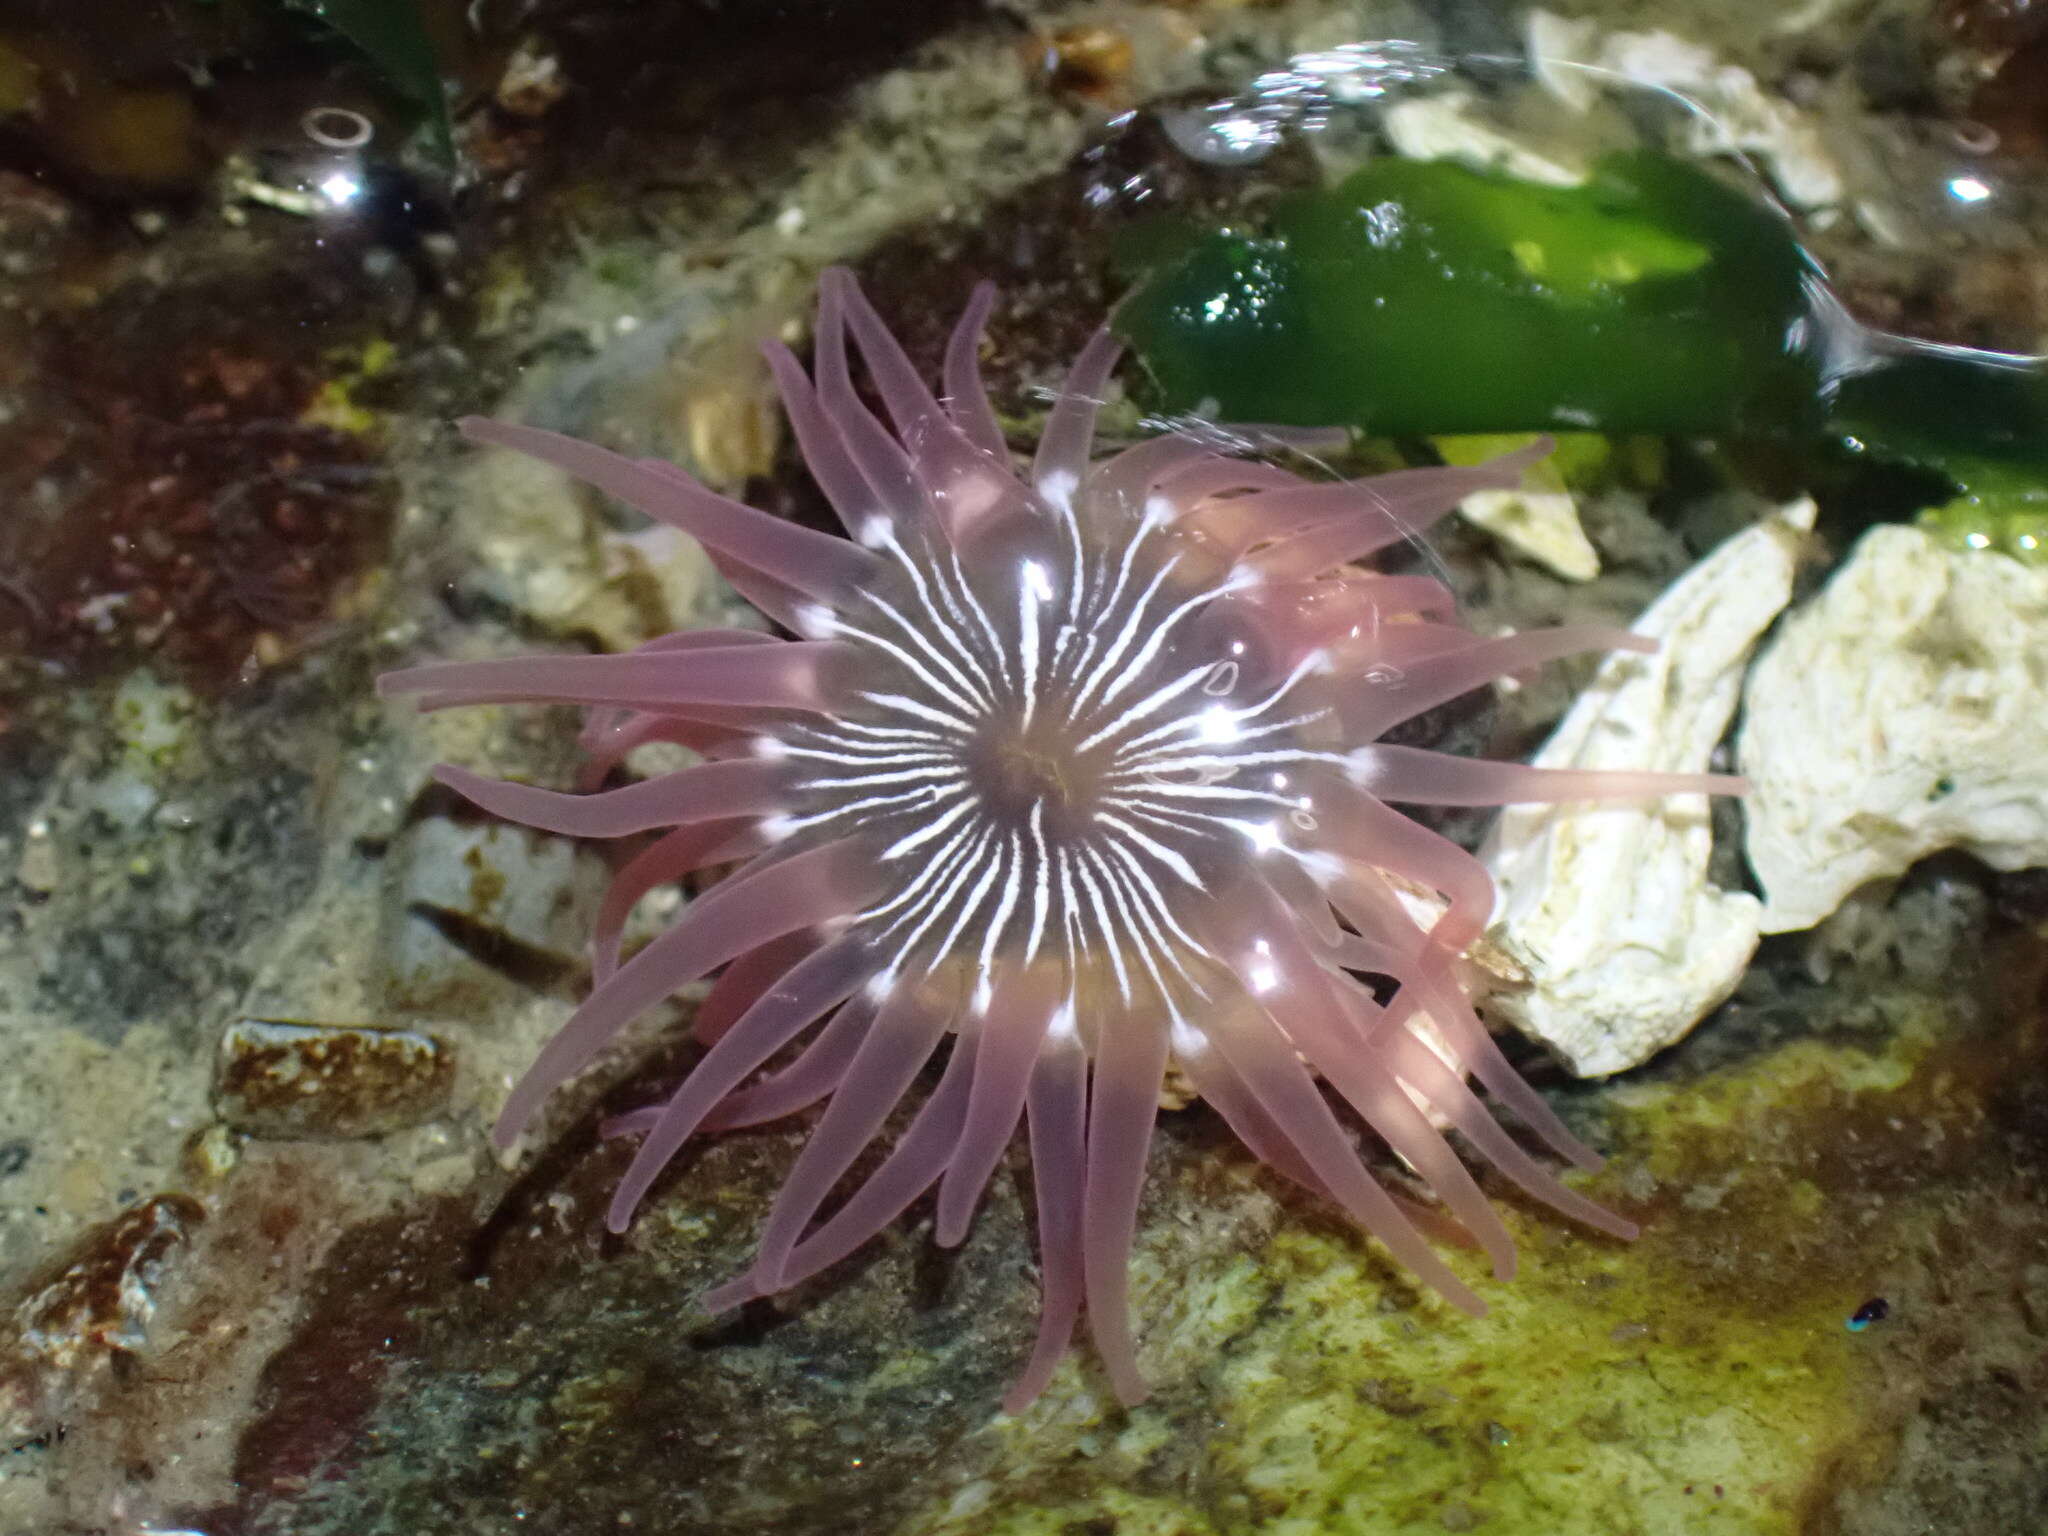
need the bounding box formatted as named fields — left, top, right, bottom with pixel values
left=381, top=269, right=1736, bottom=1409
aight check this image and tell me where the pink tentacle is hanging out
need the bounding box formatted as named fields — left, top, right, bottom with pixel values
left=1086, top=434, right=1227, bottom=510
left=591, top=820, right=764, bottom=982
left=432, top=757, right=789, bottom=839
left=1086, top=423, right=1350, bottom=511
left=1373, top=1019, right=1636, bottom=1239
left=1253, top=849, right=1345, bottom=951
left=1005, top=1037, right=1088, bottom=1413
left=1032, top=327, right=1124, bottom=494
left=1312, top=773, right=1497, bottom=957
left=1198, top=882, right=1520, bottom=1281
left=1394, top=969, right=1606, bottom=1173
left=934, top=972, right=1062, bottom=1245
left=1353, top=743, right=1746, bottom=806
left=762, top=341, right=886, bottom=537
left=701, top=992, right=877, bottom=1131
left=746, top=976, right=958, bottom=1288
left=1177, top=1029, right=1482, bottom=1254
left=577, top=713, right=739, bottom=790
left=495, top=839, right=883, bottom=1147
left=599, top=1105, right=662, bottom=1140
left=604, top=931, right=881, bottom=1229
left=700, top=1024, right=980, bottom=1315
left=1157, top=459, right=1305, bottom=511
left=1330, top=626, right=1654, bottom=740
left=458, top=417, right=881, bottom=602
left=1198, top=984, right=1486, bottom=1316
left=809, top=282, right=939, bottom=530
left=1333, top=884, right=1605, bottom=1173
left=826, top=268, right=947, bottom=435
left=1347, top=621, right=1497, bottom=667
left=1080, top=997, right=1171, bottom=1406
left=1230, top=579, right=1464, bottom=668
left=1246, top=441, right=1553, bottom=578
left=832, top=271, right=995, bottom=497
left=693, top=927, right=820, bottom=1044
left=1173, top=1034, right=1333, bottom=1200
left=379, top=641, right=844, bottom=716
left=698, top=546, right=819, bottom=634
left=942, top=280, right=1007, bottom=459
left=1240, top=574, right=1459, bottom=629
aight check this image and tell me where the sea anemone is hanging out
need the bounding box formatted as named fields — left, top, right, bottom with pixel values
left=380, top=269, right=1736, bottom=1410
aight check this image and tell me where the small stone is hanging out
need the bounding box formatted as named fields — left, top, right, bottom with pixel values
left=180, top=1122, right=241, bottom=1184
left=384, top=810, right=591, bottom=1018
left=15, top=830, right=57, bottom=895
left=409, top=1151, right=480, bottom=1196
left=496, top=36, right=568, bottom=119
left=214, top=1019, right=455, bottom=1139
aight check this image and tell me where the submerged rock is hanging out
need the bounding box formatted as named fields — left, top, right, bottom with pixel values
left=1741, top=524, right=2048, bottom=932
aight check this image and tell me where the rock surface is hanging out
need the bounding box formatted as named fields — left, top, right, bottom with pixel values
left=1742, top=524, right=2048, bottom=933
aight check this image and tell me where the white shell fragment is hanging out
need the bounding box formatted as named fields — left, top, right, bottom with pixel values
left=1740, top=524, right=2048, bottom=934
left=1526, top=10, right=1845, bottom=211
left=1482, top=500, right=1815, bottom=1076
left=1457, top=484, right=1602, bottom=583
left=1434, top=436, right=1603, bottom=582
left=1381, top=90, right=1587, bottom=187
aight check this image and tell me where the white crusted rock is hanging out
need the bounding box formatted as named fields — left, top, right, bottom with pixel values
left=1482, top=500, right=1814, bottom=1076
left=1740, top=524, right=2048, bottom=934
left=1381, top=90, right=1587, bottom=187
left=1526, top=11, right=1844, bottom=211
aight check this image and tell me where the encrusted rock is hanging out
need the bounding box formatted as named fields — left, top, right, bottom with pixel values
left=383, top=809, right=592, bottom=1020
left=1740, top=523, right=2048, bottom=934
left=3, top=1193, right=204, bottom=1444
left=1527, top=10, right=1845, bottom=211
left=215, top=1019, right=455, bottom=1139
left=1483, top=500, right=1813, bottom=1075
left=1381, top=88, right=1587, bottom=188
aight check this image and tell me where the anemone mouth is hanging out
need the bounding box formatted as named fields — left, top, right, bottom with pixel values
left=965, top=721, right=1104, bottom=828
left=378, top=265, right=1743, bottom=1412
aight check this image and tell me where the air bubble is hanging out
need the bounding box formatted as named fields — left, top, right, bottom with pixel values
left=302, top=107, right=374, bottom=149
left=1203, top=660, right=1239, bottom=696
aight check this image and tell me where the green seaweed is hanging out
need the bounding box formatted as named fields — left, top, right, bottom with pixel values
left=1833, top=351, right=2048, bottom=552
left=1915, top=458, right=2048, bottom=564
left=1116, top=151, right=2048, bottom=525
left=1116, top=152, right=1817, bottom=439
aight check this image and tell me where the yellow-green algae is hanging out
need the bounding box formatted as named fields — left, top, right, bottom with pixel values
left=908, top=928, right=2048, bottom=1536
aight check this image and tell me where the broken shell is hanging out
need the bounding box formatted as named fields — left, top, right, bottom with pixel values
left=1482, top=500, right=1814, bottom=1075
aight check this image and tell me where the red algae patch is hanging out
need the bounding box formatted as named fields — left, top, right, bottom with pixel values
left=0, top=274, right=395, bottom=693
